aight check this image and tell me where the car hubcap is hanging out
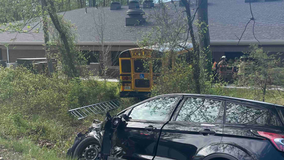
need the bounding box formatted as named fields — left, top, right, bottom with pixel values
left=80, top=144, right=99, bottom=160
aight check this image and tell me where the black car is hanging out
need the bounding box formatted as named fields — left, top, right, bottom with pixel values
left=67, top=94, right=284, bottom=160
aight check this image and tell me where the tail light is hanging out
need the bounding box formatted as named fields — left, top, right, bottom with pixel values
left=257, top=131, right=284, bottom=152
left=121, top=76, right=131, bottom=81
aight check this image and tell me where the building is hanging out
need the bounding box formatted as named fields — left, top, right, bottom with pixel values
left=0, top=0, right=284, bottom=77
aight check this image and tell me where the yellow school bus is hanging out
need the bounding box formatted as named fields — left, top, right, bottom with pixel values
left=119, top=43, right=193, bottom=98
left=119, top=48, right=163, bottom=98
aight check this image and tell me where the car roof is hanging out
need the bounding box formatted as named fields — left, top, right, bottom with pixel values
left=118, top=93, right=284, bottom=116
left=155, top=93, right=284, bottom=109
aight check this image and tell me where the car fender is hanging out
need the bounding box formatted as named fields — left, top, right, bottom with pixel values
left=67, top=130, right=102, bottom=157
left=87, top=129, right=103, bottom=145
left=194, top=143, right=258, bottom=160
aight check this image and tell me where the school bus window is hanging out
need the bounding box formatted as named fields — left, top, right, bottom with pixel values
left=120, top=51, right=131, bottom=58
left=135, top=79, right=150, bottom=88
left=134, top=59, right=149, bottom=73
left=121, top=60, right=131, bottom=73
left=153, top=59, right=162, bottom=73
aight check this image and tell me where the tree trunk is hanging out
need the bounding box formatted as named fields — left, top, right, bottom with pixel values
left=198, top=0, right=212, bottom=76
left=68, top=0, right=71, bottom=10
left=77, top=0, right=80, bottom=8
left=80, top=0, right=84, bottom=8
left=41, top=0, right=54, bottom=75
left=61, top=0, right=64, bottom=11
left=263, top=78, right=267, bottom=102
left=43, top=0, right=78, bottom=78
left=181, top=0, right=201, bottom=94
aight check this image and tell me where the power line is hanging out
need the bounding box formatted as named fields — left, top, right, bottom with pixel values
left=237, top=2, right=260, bottom=45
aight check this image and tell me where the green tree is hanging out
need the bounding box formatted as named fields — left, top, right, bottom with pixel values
left=141, top=1, right=212, bottom=94
left=197, top=0, right=212, bottom=75
left=238, top=45, right=284, bottom=102
left=43, top=0, right=80, bottom=77
left=0, top=0, right=87, bottom=78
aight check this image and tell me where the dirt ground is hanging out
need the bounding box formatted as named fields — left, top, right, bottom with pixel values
left=0, top=145, right=23, bottom=160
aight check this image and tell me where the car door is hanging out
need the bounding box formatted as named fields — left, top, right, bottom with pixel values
left=221, top=101, right=284, bottom=160
left=154, top=96, right=225, bottom=160
left=111, top=95, right=182, bottom=160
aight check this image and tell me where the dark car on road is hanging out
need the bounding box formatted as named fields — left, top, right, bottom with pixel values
left=67, top=94, right=284, bottom=160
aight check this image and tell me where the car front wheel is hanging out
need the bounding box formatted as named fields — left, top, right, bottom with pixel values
left=73, top=136, right=100, bottom=160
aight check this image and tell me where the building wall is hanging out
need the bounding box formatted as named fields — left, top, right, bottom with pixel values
left=211, top=44, right=284, bottom=62
left=1, top=43, right=283, bottom=77
left=9, top=50, right=46, bottom=62
left=0, top=45, right=46, bottom=62
left=0, top=48, right=2, bottom=60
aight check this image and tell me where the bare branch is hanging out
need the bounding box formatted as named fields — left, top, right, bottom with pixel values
left=183, top=0, right=201, bottom=45
left=190, top=5, right=200, bottom=23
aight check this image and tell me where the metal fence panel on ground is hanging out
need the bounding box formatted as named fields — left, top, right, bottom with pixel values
left=68, top=99, right=120, bottom=120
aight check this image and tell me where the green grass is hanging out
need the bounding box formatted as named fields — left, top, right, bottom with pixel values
left=0, top=98, right=135, bottom=160
left=216, top=88, right=284, bottom=106
left=0, top=137, right=72, bottom=160
left=0, top=67, right=122, bottom=160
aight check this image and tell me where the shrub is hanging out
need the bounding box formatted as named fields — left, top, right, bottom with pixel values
left=237, top=45, right=284, bottom=101
left=0, top=67, right=118, bottom=121
left=151, top=62, right=195, bottom=96
left=151, top=58, right=220, bottom=96
left=0, top=66, right=119, bottom=157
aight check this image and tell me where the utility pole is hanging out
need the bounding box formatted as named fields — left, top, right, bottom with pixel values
left=197, top=0, right=212, bottom=75
left=41, top=0, right=54, bottom=75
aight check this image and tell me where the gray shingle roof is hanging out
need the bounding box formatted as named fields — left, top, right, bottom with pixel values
left=1, top=0, right=284, bottom=43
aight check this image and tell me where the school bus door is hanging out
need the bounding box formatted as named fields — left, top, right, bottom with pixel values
left=132, top=59, right=151, bottom=92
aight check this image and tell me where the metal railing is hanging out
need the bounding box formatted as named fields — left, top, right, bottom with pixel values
left=68, top=99, right=120, bottom=120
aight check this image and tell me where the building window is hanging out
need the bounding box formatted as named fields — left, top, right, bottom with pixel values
left=111, top=51, right=120, bottom=66
left=0, top=48, right=2, bottom=60
left=82, top=50, right=99, bottom=65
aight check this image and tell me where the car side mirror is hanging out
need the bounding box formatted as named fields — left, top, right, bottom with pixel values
left=121, top=114, right=130, bottom=121
left=106, top=111, right=112, bottom=120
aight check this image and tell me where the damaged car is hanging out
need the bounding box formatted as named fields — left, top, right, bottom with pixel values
left=67, top=94, right=284, bottom=160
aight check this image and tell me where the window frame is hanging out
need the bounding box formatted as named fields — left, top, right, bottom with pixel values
left=224, top=100, right=283, bottom=127
left=127, top=95, right=183, bottom=122
left=172, top=96, right=225, bottom=125
left=276, top=108, right=284, bottom=126
left=111, top=51, right=120, bottom=66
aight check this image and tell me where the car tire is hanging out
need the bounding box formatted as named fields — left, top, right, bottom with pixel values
left=73, top=136, right=101, bottom=160
left=203, top=153, right=238, bottom=160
